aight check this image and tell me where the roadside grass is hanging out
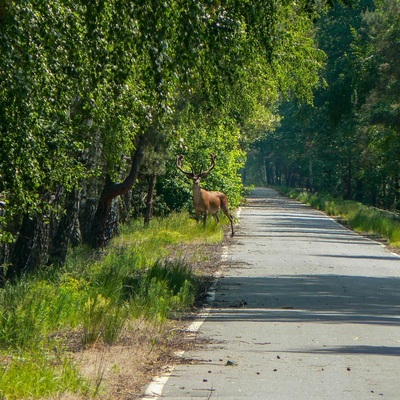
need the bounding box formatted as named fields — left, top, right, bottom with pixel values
left=279, top=187, right=400, bottom=247
left=0, top=212, right=225, bottom=399
left=0, top=351, right=91, bottom=400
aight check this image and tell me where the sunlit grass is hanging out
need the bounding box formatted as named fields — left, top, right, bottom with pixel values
left=118, top=212, right=223, bottom=245
left=0, top=351, right=91, bottom=399
left=129, top=259, right=197, bottom=322
left=0, top=211, right=226, bottom=398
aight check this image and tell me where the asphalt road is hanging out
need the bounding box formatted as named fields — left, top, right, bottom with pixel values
left=145, top=187, right=400, bottom=399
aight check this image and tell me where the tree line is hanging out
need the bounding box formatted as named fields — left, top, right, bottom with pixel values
left=0, top=0, right=324, bottom=277
left=247, top=0, right=400, bottom=211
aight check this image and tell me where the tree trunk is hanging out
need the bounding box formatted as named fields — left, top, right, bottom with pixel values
left=8, top=213, right=50, bottom=279
left=308, top=160, right=314, bottom=191
left=144, top=173, right=157, bottom=227
left=262, top=157, right=267, bottom=185
left=48, top=188, right=81, bottom=266
left=89, top=133, right=147, bottom=248
left=343, top=154, right=352, bottom=200
left=120, top=191, right=132, bottom=224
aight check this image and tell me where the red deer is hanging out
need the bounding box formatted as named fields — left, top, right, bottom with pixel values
left=177, top=154, right=234, bottom=236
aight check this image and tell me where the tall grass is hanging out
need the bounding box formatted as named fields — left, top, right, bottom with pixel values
left=131, top=260, right=197, bottom=321
left=0, top=212, right=225, bottom=398
left=280, top=187, right=400, bottom=246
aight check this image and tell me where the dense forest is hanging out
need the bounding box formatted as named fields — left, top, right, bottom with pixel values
left=246, top=0, right=400, bottom=209
left=1, top=0, right=398, bottom=277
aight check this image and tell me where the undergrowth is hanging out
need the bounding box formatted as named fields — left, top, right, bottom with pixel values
left=279, top=187, right=400, bottom=247
left=0, top=212, right=225, bottom=399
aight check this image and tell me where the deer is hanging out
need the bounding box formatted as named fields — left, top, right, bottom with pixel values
left=176, top=154, right=235, bottom=237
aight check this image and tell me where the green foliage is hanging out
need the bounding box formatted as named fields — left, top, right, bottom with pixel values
left=174, top=122, right=246, bottom=210
left=0, top=352, right=90, bottom=399
left=82, top=293, right=128, bottom=345
left=0, top=2, right=90, bottom=215
left=253, top=0, right=400, bottom=211
left=131, top=260, right=196, bottom=322
left=271, top=2, right=327, bottom=103
left=0, top=0, right=324, bottom=274
left=119, top=211, right=224, bottom=249
left=0, top=212, right=223, bottom=396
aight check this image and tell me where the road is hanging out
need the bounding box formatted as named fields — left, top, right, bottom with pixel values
left=144, top=187, right=400, bottom=399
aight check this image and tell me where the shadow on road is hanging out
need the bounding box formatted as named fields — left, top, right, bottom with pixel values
left=292, top=345, right=400, bottom=357
left=211, top=187, right=400, bottom=359
left=209, top=274, right=400, bottom=327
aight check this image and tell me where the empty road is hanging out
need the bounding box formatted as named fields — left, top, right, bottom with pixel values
left=144, top=187, right=400, bottom=399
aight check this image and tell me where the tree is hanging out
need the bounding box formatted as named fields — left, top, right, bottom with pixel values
left=1, top=0, right=325, bottom=274
left=0, top=1, right=93, bottom=274
left=255, top=0, right=400, bottom=211
left=352, top=0, right=400, bottom=207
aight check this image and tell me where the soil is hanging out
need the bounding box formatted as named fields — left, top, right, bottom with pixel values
left=57, top=240, right=226, bottom=400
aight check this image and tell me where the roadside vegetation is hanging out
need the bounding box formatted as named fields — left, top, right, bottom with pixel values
left=0, top=213, right=224, bottom=399
left=0, top=0, right=323, bottom=276
left=246, top=0, right=400, bottom=215
left=280, top=187, right=400, bottom=247
left=1, top=0, right=398, bottom=394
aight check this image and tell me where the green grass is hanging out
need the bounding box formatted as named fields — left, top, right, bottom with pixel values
left=0, top=352, right=91, bottom=400
left=0, top=212, right=226, bottom=398
left=117, top=212, right=224, bottom=257
left=130, top=260, right=197, bottom=321
left=279, top=187, right=400, bottom=246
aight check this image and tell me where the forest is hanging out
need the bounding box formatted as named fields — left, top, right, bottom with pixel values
left=247, top=0, right=400, bottom=209
left=1, top=0, right=399, bottom=276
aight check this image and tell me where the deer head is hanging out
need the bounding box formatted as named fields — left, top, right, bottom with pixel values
left=176, top=154, right=216, bottom=185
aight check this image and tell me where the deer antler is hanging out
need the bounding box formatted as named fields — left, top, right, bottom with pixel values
left=199, top=154, right=216, bottom=178
left=176, top=155, right=195, bottom=178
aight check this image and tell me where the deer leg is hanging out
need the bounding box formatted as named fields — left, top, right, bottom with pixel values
left=229, top=213, right=234, bottom=236
left=213, top=213, right=219, bottom=224
left=195, top=210, right=201, bottom=223
left=222, top=208, right=234, bottom=237
left=203, top=211, right=208, bottom=226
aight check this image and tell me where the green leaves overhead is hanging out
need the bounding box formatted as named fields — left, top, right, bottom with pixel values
left=251, top=0, right=400, bottom=210
left=1, top=0, right=324, bottom=245
left=0, top=2, right=89, bottom=213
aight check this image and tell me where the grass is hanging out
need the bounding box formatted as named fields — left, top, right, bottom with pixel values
left=0, top=352, right=91, bottom=400
left=0, top=212, right=226, bottom=399
left=279, top=187, right=400, bottom=247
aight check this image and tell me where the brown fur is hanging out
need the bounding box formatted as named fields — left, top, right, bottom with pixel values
left=177, top=155, right=234, bottom=237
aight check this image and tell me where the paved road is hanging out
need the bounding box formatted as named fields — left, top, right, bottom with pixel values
left=146, top=188, right=400, bottom=399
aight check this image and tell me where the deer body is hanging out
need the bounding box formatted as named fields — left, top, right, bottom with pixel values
left=177, top=154, right=234, bottom=237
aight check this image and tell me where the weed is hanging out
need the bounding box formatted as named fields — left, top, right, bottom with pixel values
left=131, top=259, right=196, bottom=322
left=0, top=351, right=91, bottom=399
left=0, top=212, right=226, bottom=397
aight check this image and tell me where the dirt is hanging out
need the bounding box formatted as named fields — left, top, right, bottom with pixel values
left=75, top=320, right=191, bottom=399
left=58, top=240, right=226, bottom=400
